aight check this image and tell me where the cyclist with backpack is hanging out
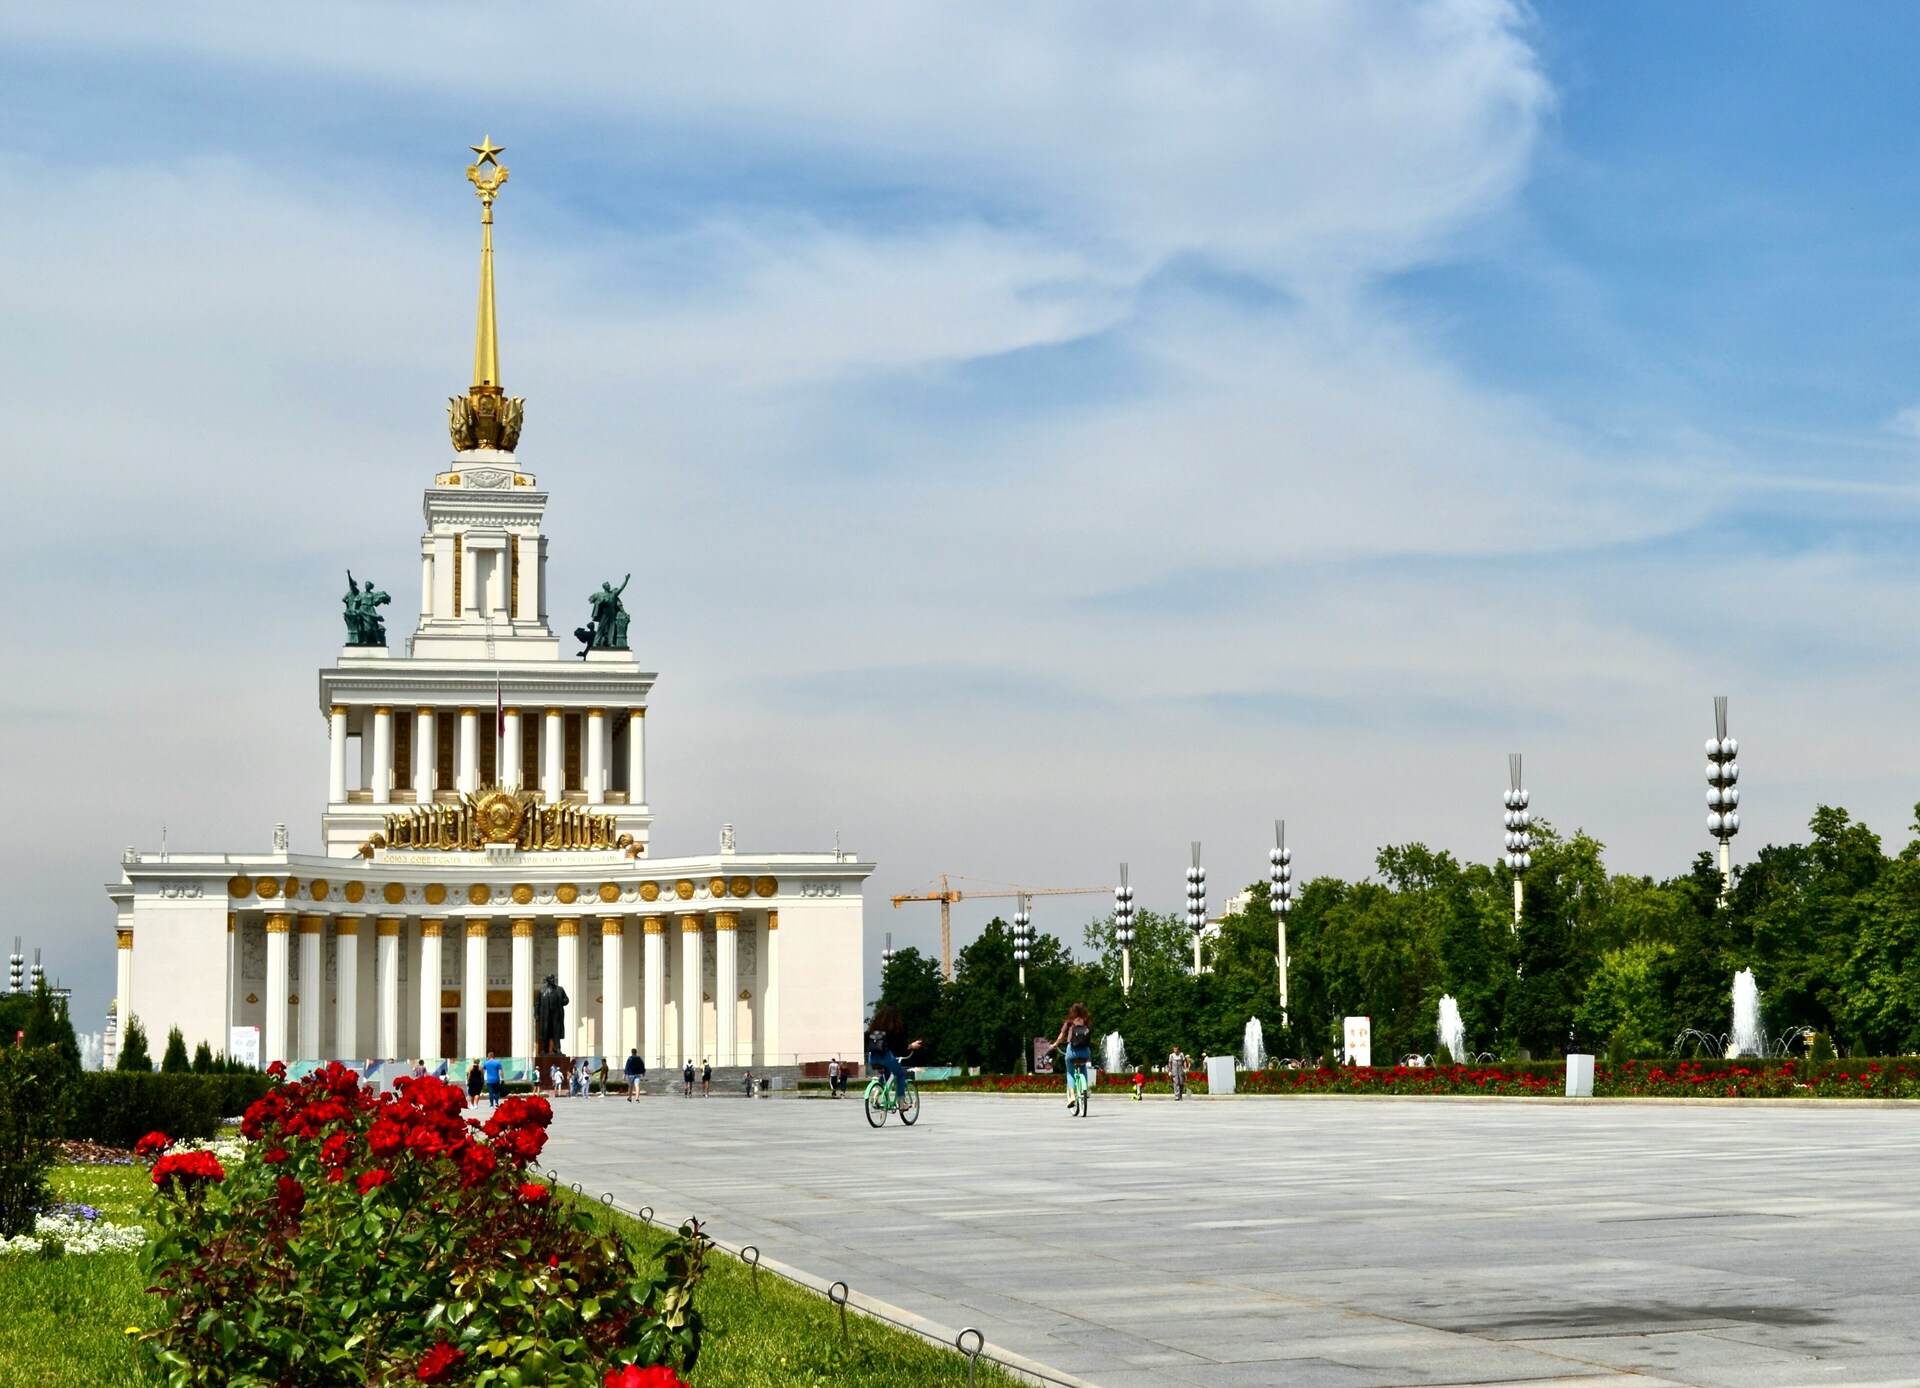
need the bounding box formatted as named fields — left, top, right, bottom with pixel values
left=1052, top=1003, right=1095, bottom=1112
left=864, top=1003, right=922, bottom=1109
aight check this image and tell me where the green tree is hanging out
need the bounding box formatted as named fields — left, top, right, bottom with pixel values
left=874, top=946, right=945, bottom=1060
left=0, top=980, right=82, bottom=1075
left=0, top=1044, right=74, bottom=1236
left=191, top=1040, right=216, bottom=1074
left=161, top=1026, right=191, bottom=1074
left=1574, top=941, right=1673, bottom=1055
left=115, top=1015, right=152, bottom=1072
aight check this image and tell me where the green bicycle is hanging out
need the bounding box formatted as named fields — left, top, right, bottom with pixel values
left=863, top=1069, right=920, bottom=1128
left=1065, top=1058, right=1091, bottom=1118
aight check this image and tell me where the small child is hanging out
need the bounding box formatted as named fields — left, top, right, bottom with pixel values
left=1132, top=1067, right=1145, bottom=1100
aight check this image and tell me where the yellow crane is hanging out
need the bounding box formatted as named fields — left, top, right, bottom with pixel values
left=890, top=875, right=1112, bottom=980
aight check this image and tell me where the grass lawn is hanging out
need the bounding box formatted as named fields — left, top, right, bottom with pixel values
left=0, top=1165, right=149, bottom=1388
left=1, top=1167, right=1022, bottom=1387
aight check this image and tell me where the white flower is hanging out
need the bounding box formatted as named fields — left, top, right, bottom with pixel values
left=0, top=1214, right=147, bottom=1257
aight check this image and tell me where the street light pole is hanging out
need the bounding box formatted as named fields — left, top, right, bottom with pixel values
left=1707, top=696, right=1741, bottom=903
left=1184, top=842, right=1206, bottom=975
left=1269, top=821, right=1292, bottom=1029
left=1012, top=895, right=1032, bottom=1073
left=1114, top=865, right=1136, bottom=997
left=1503, top=754, right=1532, bottom=932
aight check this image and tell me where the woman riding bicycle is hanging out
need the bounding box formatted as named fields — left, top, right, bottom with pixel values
left=1052, top=1002, right=1094, bottom=1110
left=864, top=1004, right=922, bottom=1106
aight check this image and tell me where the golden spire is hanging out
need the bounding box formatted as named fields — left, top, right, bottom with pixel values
left=449, top=136, right=525, bottom=452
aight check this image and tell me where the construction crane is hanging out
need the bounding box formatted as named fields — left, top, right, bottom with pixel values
left=891, top=875, right=1112, bottom=980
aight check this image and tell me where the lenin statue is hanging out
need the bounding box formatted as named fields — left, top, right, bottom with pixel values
left=534, top=973, right=569, bottom=1056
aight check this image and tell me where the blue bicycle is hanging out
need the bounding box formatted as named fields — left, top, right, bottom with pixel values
left=1065, top=1057, right=1091, bottom=1118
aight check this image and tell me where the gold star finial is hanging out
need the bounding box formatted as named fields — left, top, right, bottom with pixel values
left=470, top=135, right=505, bottom=167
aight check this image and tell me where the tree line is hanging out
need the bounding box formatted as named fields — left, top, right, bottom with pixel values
left=875, top=804, right=1920, bottom=1068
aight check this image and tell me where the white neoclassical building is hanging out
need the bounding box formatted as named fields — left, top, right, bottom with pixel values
left=104, top=142, right=871, bottom=1073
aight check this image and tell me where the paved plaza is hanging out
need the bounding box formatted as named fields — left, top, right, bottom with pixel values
left=544, top=1093, right=1920, bottom=1387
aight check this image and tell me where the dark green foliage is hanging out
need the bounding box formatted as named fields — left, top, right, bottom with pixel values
left=160, top=1027, right=190, bottom=1074
left=189, top=1041, right=214, bottom=1074
left=0, top=1044, right=74, bottom=1236
left=0, top=984, right=82, bottom=1075
left=67, top=1073, right=273, bottom=1147
left=874, top=946, right=944, bottom=1057
left=115, top=1017, right=152, bottom=1072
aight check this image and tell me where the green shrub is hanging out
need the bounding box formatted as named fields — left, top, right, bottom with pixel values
left=1810, top=1031, right=1835, bottom=1062
left=115, top=1018, right=152, bottom=1072
left=1606, top=1028, right=1633, bottom=1070
left=0, top=1044, right=74, bottom=1237
left=190, top=1042, right=214, bottom=1074
left=160, top=1028, right=189, bottom=1074
left=67, top=1073, right=272, bottom=1147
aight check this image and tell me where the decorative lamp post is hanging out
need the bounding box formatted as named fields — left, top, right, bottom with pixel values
left=881, top=931, right=895, bottom=969
left=28, top=949, right=43, bottom=994
left=1707, top=695, right=1741, bottom=902
left=1503, top=753, right=1532, bottom=932
left=8, top=938, right=21, bottom=994
left=1114, top=865, right=1136, bottom=997
left=1012, top=895, right=1032, bottom=990
left=1269, top=821, right=1293, bottom=1027
left=1184, top=842, right=1207, bottom=974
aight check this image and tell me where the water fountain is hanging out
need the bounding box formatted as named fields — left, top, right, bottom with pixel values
left=1436, top=995, right=1466, bottom=1065
left=1103, top=1031, right=1127, bottom=1075
left=1730, top=968, right=1763, bottom=1057
left=1242, top=1017, right=1267, bottom=1072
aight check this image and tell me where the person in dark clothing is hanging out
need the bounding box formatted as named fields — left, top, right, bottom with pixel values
left=682, top=1058, right=695, bottom=1097
left=466, top=1058, right=485, bottom=1105
left=864, top=1003, right=922, bottom=1105
left=624, top=1048, right=645, bottom=1101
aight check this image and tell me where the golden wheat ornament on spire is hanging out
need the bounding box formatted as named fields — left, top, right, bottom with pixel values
left=449, top=136, right=525, bottom=452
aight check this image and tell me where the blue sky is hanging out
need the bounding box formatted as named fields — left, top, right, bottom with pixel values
left=4, top=3, right=1920, bottom=1031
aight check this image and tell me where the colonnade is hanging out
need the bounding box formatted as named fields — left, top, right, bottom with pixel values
left=233, top=906, right=777, bottom=1068
left=328, top=705, right=646, bottom=807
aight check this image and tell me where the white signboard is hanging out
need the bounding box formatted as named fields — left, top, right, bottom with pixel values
left=229, top=1026, right=261, bottom=1069
left=1342, top=1016, right=1372, bottom=1068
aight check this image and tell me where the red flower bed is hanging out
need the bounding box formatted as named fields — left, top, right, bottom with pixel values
left=139, top=1061, right=709, bottom=1385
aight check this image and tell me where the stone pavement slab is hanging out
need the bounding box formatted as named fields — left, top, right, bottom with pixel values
left=541, top=1093, right=1920, bottom=1386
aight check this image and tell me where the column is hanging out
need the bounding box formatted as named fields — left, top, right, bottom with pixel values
left=458, top=708, right=479, bottom=793
left=598, top=917, right=622, bottom=1062
left=680, top=914, right=705, bottom=1067
left=714, top=912, right=739, bottom=1067
left=226, top=913, right=236, bottom=1043
left=115, top=928, right=134, bottom=1049
left=297, top=914, right=325, bottom=1059
left=264, top=913, right=291, bottom=1066
left=555, top=918, right=581, bottom=1052
left=335, top=916, right=361, bottom=1060
left=464, top=918, right=490, bottom=1057
left=413, top=708, right=436, bottom=798
left=370, top=707, right=393, bottom=805
left=586, top=709, right=606, bottom=805
left=376, top=917, right=402, bottom=1059
left=642, top=916, right=665, bottom=1069
left=329, top=705, right=348, bottom=803
left=502, top=707, right=522, bottom=791
left=511, top=918, right=535, bottom=1057
left=542, top=709, right=563, bottom=800
left=629, top=708, right=647, bottom=807
left=764, top=910, right=780, bottom=1067
left=419, top=919, right=444, bottom=1062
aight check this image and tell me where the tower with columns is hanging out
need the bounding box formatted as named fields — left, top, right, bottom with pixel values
left=105, top=141, right=871, bottom=1075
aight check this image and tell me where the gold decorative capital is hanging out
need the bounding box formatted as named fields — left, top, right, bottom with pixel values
left=556, top=918, right=579, bottom=937
left=767, top=910, right=779, bottom=931
left=264, top=914, right=292, bottom=934
left=601, top=918, right=625, bottom=936
left=642, top=916, right=664, bottom=935
left=467, top=918, right=490, bottom=937
left=511, top=918, right=535, bottom=938
left=335, top=916, right=362, bottom=935
left=631, top=707, right=646, bottom=720
left=714, top=911, right=739, bottom=932
left=116, top=929, right=133, bottom=949
left=681, top=913, right=706, bottom=932
left=329, top=704, right=348, bottom=717
left=420, top=918, right=445, bottom=937
left=297, top=914, right=325, bottom=934
left=376, top=916, right=403, bottom=937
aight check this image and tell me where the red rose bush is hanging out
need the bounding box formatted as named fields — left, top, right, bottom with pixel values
left=139, top=1062, right=706, bottom=1385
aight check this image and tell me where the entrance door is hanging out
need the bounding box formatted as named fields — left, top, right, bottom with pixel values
left=486, top=1012, right=511, bottom=1057
left=441, top=1012, right=459, bottom=1059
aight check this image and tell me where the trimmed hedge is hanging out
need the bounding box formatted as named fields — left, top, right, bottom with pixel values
left=67, top=1073, right=275, bottom=1147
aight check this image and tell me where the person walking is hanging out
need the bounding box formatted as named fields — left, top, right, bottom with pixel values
left=682, top=1057, right=695, bottom=1097
left=700, top=1059, right=712, bottom=1097
left=466, top=1058, right=485, bottom=1106
left=827, top=1056, right=840, bottom=1098
left=482, top=1051, right=504, bottom=1108
left=595, top=1055, right=611, bottom=1097
left=624, top=1048, right=645, bottom=1101
left=1132, top=1066, right=1145, bottom=1101
left=1169, top=1048, right=1188, bottom=1100
left=742, top=1068, right=755, bottom=1097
